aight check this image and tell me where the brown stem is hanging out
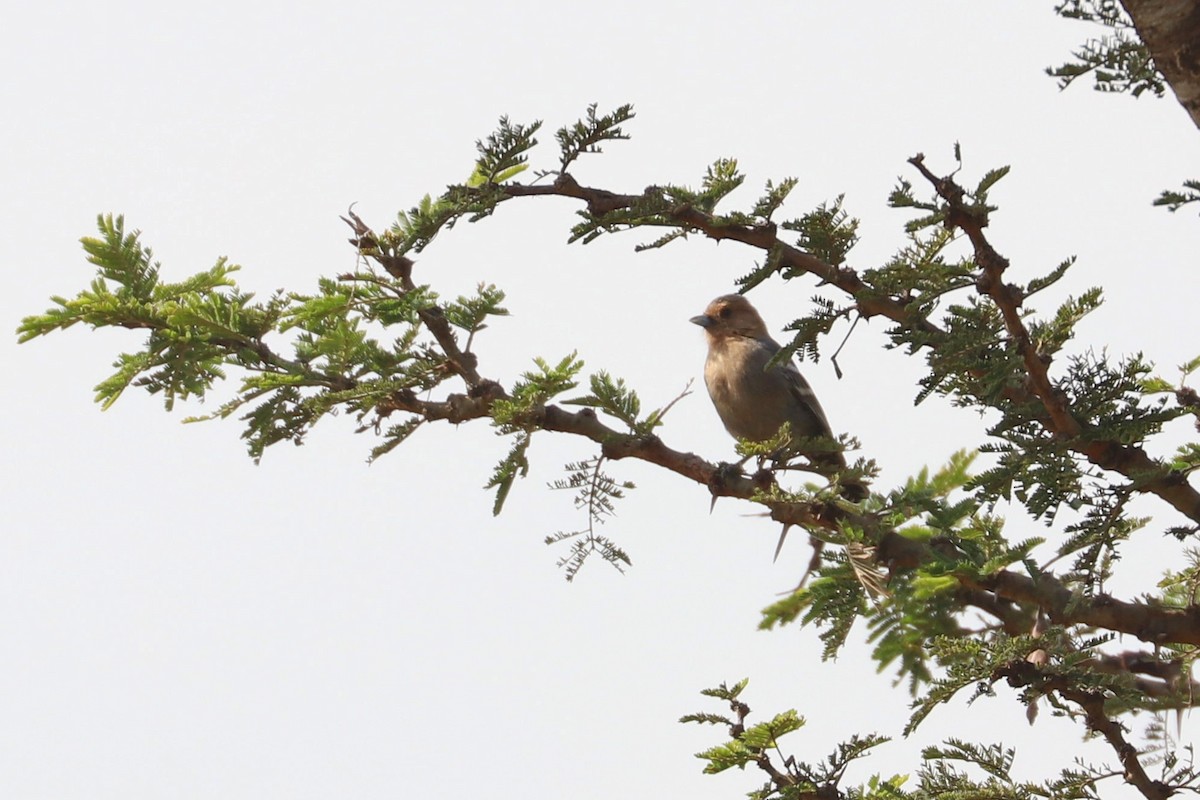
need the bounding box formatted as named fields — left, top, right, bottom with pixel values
left=907, top=155, right=1200, bottom=525
left=1089, top=651, right=1200, bottom=703
left=342, top=210, right=484, bottom=388
left=959, top=569, right=1200, bottom=646
left=998, top=661, right=1172, bottom=800
left=1059, top=683, right=1172, bottom=800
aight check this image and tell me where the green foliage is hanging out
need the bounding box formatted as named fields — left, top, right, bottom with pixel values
left=18, top=213, right=515, bottom=465
left=1024, top=256, right=1077, bottom=298
left=389, top=192, right=459, bottom=254
left=1027, top=288, right=1103, bottom=358
left=1154, top=179, right=1200, bottom=214
left=82, top=213, right=162, bottom=300
left=696, top=158, right=746, bottom=213
left=866, top=573, right=964, bottom=695
left=574, top=185, right=669, bottom=246
left=564, top=371, right=643, bottom=431
left=1065, top=352, right=1180, bottom=443
left=778, top=296, right=846, bottom=365
left=973, top=166, right=1011, bottom=203
left=472, top=115, right=542, bottom=186
left=753, top=444, right=1150, bottom=720
left=782, top=195, right=859, bottom=268
left=385, top=117, right=543, bottom=255
left=546, top=456, right=635, bottom=580
left=1048, top=1, right=1164, bottom=97
left=486, top=431, right=532, bottom=515
left=915, top=296, right=1015, bottom=404
left=863, top=228, right=974, bottom=317
left=574, top=158, right=750, bottom=248
left=1158, top=548, right=1200, bottom=608
left=686, top=681, right=892, bottom=800
left=888, top=177, right=947, bottom=232
left=565, top=371, right=691, bottom=435
left=491, top=353, right=583, bottom=428
left=856, top=459, right=990, bottom=686
left=612, top=157, right=748, bottom=222
left=907, top=628, right=1142, bottom=737
left=760, top=543, right=868, bottom=657
left=969, top=351, right=1181, bottom=535
left=21, top=215, right=274, bottom=413
left=752, top=177, right=799, bottom=222
left=915, top=740, right=1042, bottom=799
left=442, top=283, right=508, bottom=342
left=554, top=102, right=635, bottom=171
left=694, top=709, right=807, bottom=774
left=736, top=243, right=787, bottom=293
left=697, top=677, right=749, bottom=702
left=487, top=353, right=585, bottom=515
left=368, top=418, right=424, bottom=462
left=732, top=423, right=846, bottom=467
left=683, top=676, right=1184, bottom=800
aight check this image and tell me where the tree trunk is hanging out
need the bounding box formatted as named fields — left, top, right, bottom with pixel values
left=1121, top=0, right=1200, bottom=129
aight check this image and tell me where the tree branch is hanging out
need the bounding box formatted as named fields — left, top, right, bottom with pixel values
left=998, top=659, right=1172, bottom=800
left=342, top=210, right=485, bottom=388
left=908, top=154, right=1200, bottom=525
left=961, top=569, right=1200, bottom=645
left=1089, top=650, right=1200, bottom=703
left=504, top=175, right=944, bottom=338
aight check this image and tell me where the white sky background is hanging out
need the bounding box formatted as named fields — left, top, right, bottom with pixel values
left=3, top=2, right=1199, bottom=797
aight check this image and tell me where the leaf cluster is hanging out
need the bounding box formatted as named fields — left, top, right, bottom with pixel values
left=546, top=456, right=635, bottom=580
left=1154, top=179, right=1200, bottom=214
left=18, top=216, right=520, bottom=464
left=553, top=102, right=635, bottom=172
left=1048, top=1, right=1165, bottom=97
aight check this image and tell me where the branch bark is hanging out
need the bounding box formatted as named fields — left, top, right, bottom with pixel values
left=998, top=660, right=1175, bottom=800
left=1122, top=0, right=1200, bottom=129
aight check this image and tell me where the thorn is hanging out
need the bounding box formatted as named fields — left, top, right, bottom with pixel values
left=773, top=524, right=791, bottom=562
left=800, top=538, right=824, bottom=585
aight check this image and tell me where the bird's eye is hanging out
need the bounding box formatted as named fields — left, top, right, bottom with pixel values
left=717, top=306, right=732, bottom=319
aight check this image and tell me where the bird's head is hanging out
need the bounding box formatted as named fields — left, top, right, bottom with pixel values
left=689, top=294, right=769, bottom=340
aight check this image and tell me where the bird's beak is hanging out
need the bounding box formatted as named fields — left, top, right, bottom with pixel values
left=690, top=314, right=714, bottom=329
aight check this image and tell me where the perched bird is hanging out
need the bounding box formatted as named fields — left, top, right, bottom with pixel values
left=691, top=293, right=871, bottom=570
left=690, top=293, right=844, bottom=468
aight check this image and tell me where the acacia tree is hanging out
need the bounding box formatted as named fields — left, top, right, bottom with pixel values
left=18, top=5, right=1200, bottom=800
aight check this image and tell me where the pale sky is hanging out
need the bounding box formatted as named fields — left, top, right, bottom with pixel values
left=4, top=2, right=1199, bottom=798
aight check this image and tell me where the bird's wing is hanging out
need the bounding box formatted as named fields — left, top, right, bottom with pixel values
left=759, top=336, right=834, bottom=438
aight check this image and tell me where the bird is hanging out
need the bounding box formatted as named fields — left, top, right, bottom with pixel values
left=690, top=293, right=845, bottom=468
left=691, top=293, right=871, bottom=571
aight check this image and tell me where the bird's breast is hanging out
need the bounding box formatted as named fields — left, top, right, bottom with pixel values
left=702, top=339, right=786, bottom=442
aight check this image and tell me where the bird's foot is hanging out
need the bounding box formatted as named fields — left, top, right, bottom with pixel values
left=707, top=461, right=747, bottom=513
